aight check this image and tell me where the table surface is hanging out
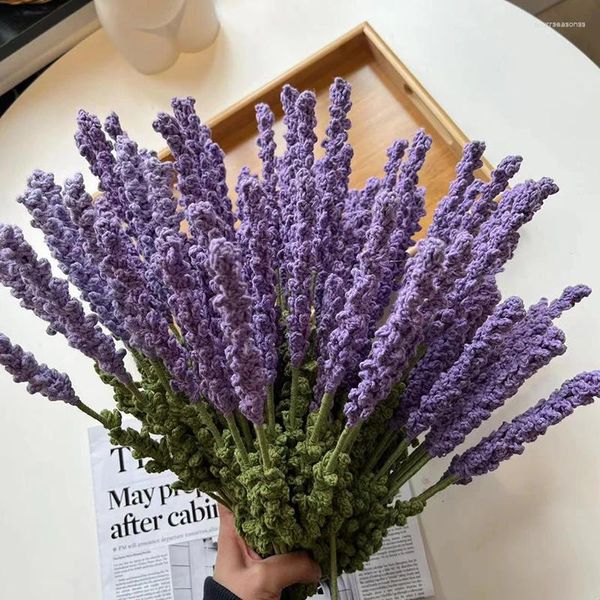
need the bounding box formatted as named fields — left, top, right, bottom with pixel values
left=1, top=1, right=600, bottom=599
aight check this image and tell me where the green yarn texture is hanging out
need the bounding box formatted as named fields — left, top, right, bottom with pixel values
left=90, top=339, right=437, bottom=600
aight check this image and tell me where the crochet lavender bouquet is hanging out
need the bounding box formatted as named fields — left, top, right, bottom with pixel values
left=1, top=78, right=598, bottom=599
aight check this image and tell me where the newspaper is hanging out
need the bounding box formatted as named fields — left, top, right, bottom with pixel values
left=88, top=424, right=220, bottom=600
left=89, top=424, right=434, bottom=599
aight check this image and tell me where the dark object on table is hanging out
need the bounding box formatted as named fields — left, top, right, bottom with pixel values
left=0, top=0, right=95, bottom=116
left=0, top=1, right=53, bottom=5
left=0, top=0, right=91, bottom=61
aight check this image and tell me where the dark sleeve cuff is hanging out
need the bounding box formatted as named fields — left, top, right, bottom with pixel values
left=203, top=576, right=241, bottom=600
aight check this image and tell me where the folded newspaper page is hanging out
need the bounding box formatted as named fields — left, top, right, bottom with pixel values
left=89, top=424, right=434, bottom=599
left=88, top=424, right=220, bottom=600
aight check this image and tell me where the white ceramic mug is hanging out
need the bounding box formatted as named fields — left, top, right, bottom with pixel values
left=94, top=0, right=220, bottom=74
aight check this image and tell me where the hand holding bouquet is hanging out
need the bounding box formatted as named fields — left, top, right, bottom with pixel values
left=1, top=78, right=598, bottom=599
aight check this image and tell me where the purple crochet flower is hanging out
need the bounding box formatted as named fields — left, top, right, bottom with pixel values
left=235, top=166, right=254, bottom=284
left=338, top=180, right=380, bottom=285
left=548, top=284, right=592, bottom=318
left=154, top=112, right=204, bottom=209
left=62, top=173, right=103, bottom=261
left=92, top=211, right=197, bottom=393
left=255, top=103, right=281, bottom=273
left=314, top=79, right=354, bottom=315
left=153, top=229, right=236, bottom=412
left=459, top=155, right=523, bottom=235
left=143, top=154, right=182, bottom=240
left=0, top=333, right=79, bottom=404
left=153, top=111, right=187, bottom=161
left=374, top=131, right=431, bottom=314
left=428, top=141, right=486, bottom=242
left=74, top=110, right=122, bottom=213
left=390, top=231, right=473, bottom=425
left=0, top=225, right=130, bottom=383
left=344, top=238, right=445, bottom=427
left=154, top=99, right=234, bottom=244
left=314, top=272, right=346, bottom=407
left=402, top=275, right=502, bottom=418
left=424, top=231, right=474, bottom=319
left=113, top=134, right=154, bottom=256
left=62, top=173, right=128, bottom=341
left=17, top=170, right=125, bottom=339
left=315, top=79, right=353, bottom=255
left=255, top=104, right=278, bottom=197
left=333, top=140, right=408, bottom=328
left=103, top=111, right=124, bottom=141
left=278, top=84, right=300, bottom=204
left=277, top=85, right=300, bottom=286
left=382, top=139, right=409, bottom=190
left=402, top=176, right=557, bottom=416
left=285, top=91, right=318, bottom=367
left=236, top=174, right=279, bottom=384
left=425, top=292, right=575, bottom=457
left=430, top=324, right=565, bottom=458
left=405, top=296, right=526, bottom=440
left=208, top=237, right=267, bottom=424
left=174, top=97, right=235, bottom=241
left=446, top=371, right=600, bottom=484
left=171, top=96, right=211, bottom=145
left=0, top=225, right=64, bottom=336
left=466, top=177, right=558, bottom=281
left=321, top=188, right=400, bottom=393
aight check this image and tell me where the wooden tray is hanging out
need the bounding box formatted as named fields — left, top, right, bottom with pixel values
left=159, top=22, right=493, bottom=233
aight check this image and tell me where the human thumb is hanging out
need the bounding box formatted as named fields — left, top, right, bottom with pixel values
left=261, top=551, right=322, bottom=590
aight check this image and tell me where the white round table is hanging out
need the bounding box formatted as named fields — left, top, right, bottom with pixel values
left=1, top=1, right=599, bottom=598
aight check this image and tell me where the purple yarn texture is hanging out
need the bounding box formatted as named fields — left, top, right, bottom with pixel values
left=0, top=333, right=79, bottom=404
left=0, top=78, right=596, bottom=503
left=446, top=371, right=600, bottom=484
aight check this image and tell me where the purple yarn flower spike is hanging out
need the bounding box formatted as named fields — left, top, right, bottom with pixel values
left=0, top=333, right=79, bottom=404
left=208, top=238, right=267, bottom=425
left=446, top=371, right=600, bottom=484
left=344, top=238, right=445, bottom=427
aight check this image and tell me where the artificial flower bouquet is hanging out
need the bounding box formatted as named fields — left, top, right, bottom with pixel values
left=1, top=78, right=598, bottom=600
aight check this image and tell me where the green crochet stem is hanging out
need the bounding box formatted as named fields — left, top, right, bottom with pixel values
left=236, top=411, right=253, bottom=448
left=391, top=443, right=426, bottom=480
left=75, top=400, right=107, bottom=425
left=266, top=385, right=276, bottom=431
left=388, top=450, right=432, bottom=501
left=196, top=402, right=222, bottom=444
left=205, top=490, right=232, bottom=511
left=288, top=367, right=301, bottom=425
left=276, top=277, right=287, bottom=314
left=215, top=487, right=234, bottom=507
left=225, top=414, right=249, bottom=466
left=255, top=424, right=272, bottom=470
left=274, top=537, right=289, bottom=554
left=326, top=424, right=362, bottom=475
left=376, top=437, right=410, bottom=480
left=416, top=475, right=458, bottom=503
left=79, top=326, right=447, bottom=598
left=310, top=392, right=334, bottom=443
left=151, top=359, right=176, bottom=400
left=330, top=524, right=339, bottom=600
left=363, top=429, right=396, bottom=473
left=125, top=382, right=146, bottom=405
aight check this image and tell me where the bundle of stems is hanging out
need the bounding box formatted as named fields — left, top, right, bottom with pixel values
left=1, top=78, right=598, bottom=600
